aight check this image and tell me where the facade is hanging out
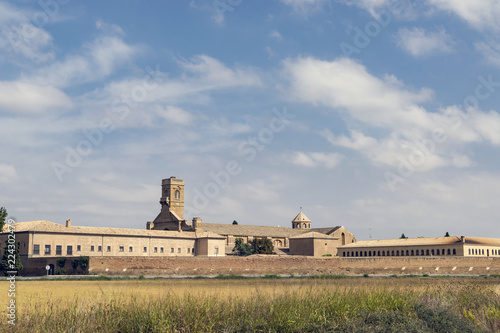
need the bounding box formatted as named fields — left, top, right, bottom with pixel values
left=338, top=236, right=500, bottom=258
left=0, top=219, right=226, bottom=275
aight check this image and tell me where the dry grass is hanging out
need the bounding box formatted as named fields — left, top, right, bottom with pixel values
left=1, top=276, right=499, bottom=332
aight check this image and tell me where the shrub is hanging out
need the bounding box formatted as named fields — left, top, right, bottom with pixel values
left=56, top=258, right=66, bottom=268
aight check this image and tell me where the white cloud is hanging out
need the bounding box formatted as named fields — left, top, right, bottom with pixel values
left=29, top=27, right=139, bottom=88
left=0, top=2, right=54, bottom=63
left=475, top=41, right=500, bottom=67
left=284, top=56, right=500, bottom=172
left=427, top=0, right=500, bottom=31
left=279, top=0, right=329, bottom=15
left=0, top=164, right=18, bottom=183
left=0, top=81, right=72, bottom=114
left=397, top=27, right=454, bottom=57
left=290, top=151, right=344, bottom=169
left=156, top=106, right=194, bottom=125
left=269, top=30, right=284, bottom=41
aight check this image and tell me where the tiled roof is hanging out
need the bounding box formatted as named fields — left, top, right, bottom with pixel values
left=201, top=223, right=313, bottom=238
left=3, top=220, right=208, bottom=239
left=290, top=232, right=338, bottom=239
left=292, top=211, right=310, bottom=222
left=339, top=236, right=500, bottom=248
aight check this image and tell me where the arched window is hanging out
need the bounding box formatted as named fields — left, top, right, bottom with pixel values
left=391, top=250, right=395, bottom=256
left=175, top=190, right=180, bottom=200
left=411, top=250, right=414, bottom=256
left=347, top=252, right=350, bottom=257
left=364, top=251, right=367, bottom=257
left=382, top=251, right=385, bottom=256
left=341, top=233, right=346, bottom=246
left=369, top=251, right=371, bottom=256
left=426, top=249, right=429, bottom=255
left=396, top=250, right=399, bottom=256
left=406, top=250, right=409, bottom=256
left=356, top=251, right=358, bottom=257
left=448, top=249, right=451, bottom=255
left=303, top=223, right=307, bottom=228
left=453, top=249, right=456, bottom=255
left=436, top=249, right=440, bottom=255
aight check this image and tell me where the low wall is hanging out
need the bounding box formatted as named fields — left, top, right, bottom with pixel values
left=88, top=256, right=500, bottom=276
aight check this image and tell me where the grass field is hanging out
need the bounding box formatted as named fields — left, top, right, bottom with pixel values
left=1, top=276, right=499, bottom=332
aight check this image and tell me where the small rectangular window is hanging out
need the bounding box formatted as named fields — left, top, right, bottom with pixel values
left=129, top=246, right=133, bottom=252
left=177, top=248, right=181, bottom=253
left=67, top=245, right=73, bottom=255
left=56, top=245, right=62, bottom=255
left=44, top=245, right=51, bottom=255
left=33, top=244, right=40, bottom=255
left=107, top=246, right=111, bottom=252
left=77, top=245, right=81, bottom=251
left=98, top=246, right=102, bottom=252
left=192, top=248, right=195, bottom=254
left=91, top=245, right=95, bottom=252
left=214, top=247, right=219, bottom=255
left=187, top=248, right=190, bottom=253
left=171, top=248, right=174, bottom=253
left=143, top=247, right=147, bottom=253
left=160, top=247, right=164, bottom=253
left=154, top=247, right=158, bottom=253
left=119, top=246, right=124, bottom=252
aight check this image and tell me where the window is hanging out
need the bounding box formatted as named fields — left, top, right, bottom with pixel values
left=143, top=247, right=147, bottom=253
left=426, top=249, right=429, bottom=255
left=160, top=247, right=164, bottom=253
left=396, top=250, right=399, bottom=256
left=119, top=246, right=124, bottom=252
left=171, top=248, right=174, bottom=253
left=154, top=247, right=158, bottom=253
left=175, top=190, right=180, bottom=199
left=45, top=245, right=51, bottom=255
left=56, top=245, right=62, bottom=255
left=129, top=246, right=133, bottom=252
left=91, top=245, right=95, bottom=252
left=448, top=249, right=451, bottom=255
left=436, top=249, right=440, bottom=255
left=215, top=247, right=219, bottom=255
left=453, top=249, right=456, bottom=255
left=377, top=251, right=380, bottom=256
left=77, top=245, right=81, bottom=252
left=391, top=250, right=395, bottom=256
left=98, top=246, right=102, bottom=252
left=187, top=248, right=190, bottom=254
left=33, top=244, right=40, bottom=255
left=67, top=246, right=73, bottom=255
left=178, top=248, right=181, bottom=253
left=107, top=246, right=111, bottom=252
left=192, top=248, right=195, bottom=254
left=411, top=250, right=414, bottom=256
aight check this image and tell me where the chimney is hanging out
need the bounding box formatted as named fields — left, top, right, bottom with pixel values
left=192, top=217, right=203, bottom=232
left=146, top=221, right=154, bottom=230
left=66, top=219, right=71, bottom=227
left=461, top=236, right=465, bottom=243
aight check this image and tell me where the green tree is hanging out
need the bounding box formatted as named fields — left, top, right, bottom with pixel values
left=232, top=238, right=253, bottom=256
left=232, top=220, right=238, bottom=225
left=1, top=239, right=23, bottom=275
left=400, top=233, right=407, bottom=239
left=250, top=238, right=274, bottom=255
left=0, top=207, right=7, bottom=232
left=445, top=232, right=450, bottom=237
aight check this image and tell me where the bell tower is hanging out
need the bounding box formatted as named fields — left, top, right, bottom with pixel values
left=149, top=177, right=187, bottom=231
left=160, top=177, right=184, bottom=220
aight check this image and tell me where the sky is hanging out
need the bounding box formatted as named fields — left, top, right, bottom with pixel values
left=1, top=0, right=500, bottom=240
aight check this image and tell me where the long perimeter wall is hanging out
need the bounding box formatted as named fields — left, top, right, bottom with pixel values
left=87, top=256, right=500, bottom=276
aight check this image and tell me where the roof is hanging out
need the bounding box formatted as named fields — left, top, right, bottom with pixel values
left=2, top=220, right=219, bottom=239
left=290, top=232, right=338, bottom=239
left=201, top=223, right=313, bottom=238
left=310, top=226, right=342, bottom=235
left=339, top=236, right=500, bottom=248
left=292, top=211, right=310, bottom=223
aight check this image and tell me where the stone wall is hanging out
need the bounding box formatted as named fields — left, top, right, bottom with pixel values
left=87, top=256, right=500, bottom=276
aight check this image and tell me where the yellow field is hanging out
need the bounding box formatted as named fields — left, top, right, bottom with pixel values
left=0, top=276, right=499, bottom=332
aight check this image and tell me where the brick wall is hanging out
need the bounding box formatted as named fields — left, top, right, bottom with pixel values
left=87, top=256, right=500, bottom=276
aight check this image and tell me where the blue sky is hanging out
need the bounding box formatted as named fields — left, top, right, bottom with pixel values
left=1, top=0, right=500, bottom=240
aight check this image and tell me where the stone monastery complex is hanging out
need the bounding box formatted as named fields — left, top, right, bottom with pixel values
left=1, top=177, right=500, bottom=276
